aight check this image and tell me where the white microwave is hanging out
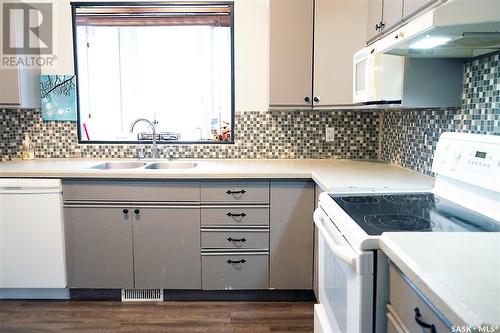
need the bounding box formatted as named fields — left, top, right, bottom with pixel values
left=352, top=43, right=404, bottom=105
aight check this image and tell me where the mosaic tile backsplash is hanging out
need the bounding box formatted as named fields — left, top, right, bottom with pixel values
left=381, top=52, right=500, bottom=176
left=0, top=110, right=380, bottom=161
left=1, top=52, right=499, bottom=177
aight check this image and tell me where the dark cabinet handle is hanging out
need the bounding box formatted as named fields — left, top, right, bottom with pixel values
left=414, top=308, right=437, bottom=333
left=123, top=209, right=129, bottom=215
left=304, top=97, right=310, bottom=102
left=227, top=212, right=247, bottom=217
left=375, top=21, right=385, bottom=31
left=227, top=237, right=247, bottom=242
left=134, top=209, right=140, bottom=215
left=313, top=96, right=320, bottom=103
left=226, top=189, right=246, bottom=195
left=227, top=259, right=246, bottom=264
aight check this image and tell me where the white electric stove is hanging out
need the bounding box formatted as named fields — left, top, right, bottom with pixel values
left=313, top=132, right=500, bottom=333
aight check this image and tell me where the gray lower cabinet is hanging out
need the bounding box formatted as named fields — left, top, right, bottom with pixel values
left=63, top=179, right=317, bottom=292
left=65, top=205, right=201, bottom=289
left=202, top=253, right=269, bottom=290
left=64, top=206, right=134, bottom=288
left=388, top=262, right=451, bottom=333
left=63, top=180, right=200, bottom=202
left=270, top=180, right=314, bottom=289
left=201, top=180, right=270, bottom=203
left=132, top=207, right=201, bottom=289
left=201, top=229, right=269, bottom=250
left=201, top=206, right=270, bottom=227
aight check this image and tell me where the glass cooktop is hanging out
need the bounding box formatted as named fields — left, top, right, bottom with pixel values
left=330, top=193, right=500, bottom=236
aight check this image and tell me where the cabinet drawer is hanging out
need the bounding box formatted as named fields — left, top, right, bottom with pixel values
left=202, top=253, right=269, bottom=290
left=63, top=180, right=200, bottom=202
left=201, top=230, right=269, bottom=250
left=389, top=263, right=450, bottom=333
left=201, top=206, right=269, bottom=226
left=201, top=181, right=269, bottom=203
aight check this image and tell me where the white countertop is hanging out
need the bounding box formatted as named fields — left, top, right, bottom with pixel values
left=381, top=232, right=500, bottom=328
left=0, top=159, right=434, bottom=192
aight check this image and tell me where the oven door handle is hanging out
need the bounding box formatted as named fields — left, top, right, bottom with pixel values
left=314, top=209, right=357, bottom=268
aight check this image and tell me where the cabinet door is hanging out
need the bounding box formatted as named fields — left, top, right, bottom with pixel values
left=64, top=206, right=134, bottom=288
left=0, top=11, right=40, bottom=108
left=0, top=69, right=21, bottom=106
left=313, top=0, right=368, bottom=106
left=18, top=69, right=41, bottom=108
left=383, top=0, right=404, bottom=31
left=133, top=207, right=201, bottom=289
left=403, top=0, right=434, bottom=19
left=367, top=0, right=384, bottom=42
left=270, top=180, right=314, bottom=289
left=269, top=0, right=313, bottom=107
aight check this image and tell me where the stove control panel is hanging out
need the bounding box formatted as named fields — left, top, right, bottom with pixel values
left=432, top=133, right=500, bottom=192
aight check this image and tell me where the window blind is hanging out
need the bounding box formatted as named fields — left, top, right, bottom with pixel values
left=74, top=4, right=232, bottom=27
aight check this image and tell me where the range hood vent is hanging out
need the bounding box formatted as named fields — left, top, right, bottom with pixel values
left=378, top=0, right=500, bottom=58
left=453, top=32, right=500, bottom=48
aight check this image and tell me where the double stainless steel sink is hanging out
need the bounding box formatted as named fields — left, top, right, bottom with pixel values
left=90, top=161, right=198, bottom=170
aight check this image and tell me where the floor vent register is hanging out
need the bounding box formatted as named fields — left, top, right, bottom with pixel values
left=121, top=289, right=164, bottom=302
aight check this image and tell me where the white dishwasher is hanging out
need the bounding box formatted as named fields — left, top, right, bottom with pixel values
left=0, top=179, right=67, bottom=299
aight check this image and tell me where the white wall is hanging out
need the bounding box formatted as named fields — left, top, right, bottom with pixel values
left=41, top=0, right=270, bottom=112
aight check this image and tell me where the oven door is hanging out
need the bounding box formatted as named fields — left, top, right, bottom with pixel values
left=314, top=208, right=374, bottom=333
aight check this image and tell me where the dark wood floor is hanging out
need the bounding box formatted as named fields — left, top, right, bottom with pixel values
left=0, top=301, right=314, bottom=333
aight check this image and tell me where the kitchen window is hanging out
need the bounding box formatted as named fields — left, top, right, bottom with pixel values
left=71, top=2, right=234, bottom=144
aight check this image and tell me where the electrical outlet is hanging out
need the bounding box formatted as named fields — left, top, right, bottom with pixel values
left=325, top=127, right=335, bottom=142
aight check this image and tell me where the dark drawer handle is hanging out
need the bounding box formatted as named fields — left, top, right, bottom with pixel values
left=227, top=259, right=246, bottom=264
left=227, top=212, right=247, bottom=217
left=414, top=308, right=437, bottom=333
left=226, top=189, right=246, bottom=195
left=227, top=237, right=246, bottom=243
left=134, top=209, right=140, bottom=215
left=123, top=209, right=129, bottom=215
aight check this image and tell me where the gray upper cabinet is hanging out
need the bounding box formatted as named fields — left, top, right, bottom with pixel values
left=270, top=180, right=314, bottom=289
left=313, top=0, right=368, bottom=106
left=0, top=68, right=40, bottom=108
left=368, top=0, right=440, bottom=44
left=367, top=0, right=384, bottom=43
left=133, top=207, right=201, bottom=289
left=64, top=206, right=134, bottom=289
left=383, top=0, right=404, bottom=31
left=269, top=0, right=313, bottom=107
left=270, top=0, right=367, bottom=108
left=0, top=11, right=40, bottom=108
left=367, top=0, right=403, bottom=43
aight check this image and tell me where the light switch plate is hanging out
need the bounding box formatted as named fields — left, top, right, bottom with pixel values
left=326, top=127, right=335, bottom=142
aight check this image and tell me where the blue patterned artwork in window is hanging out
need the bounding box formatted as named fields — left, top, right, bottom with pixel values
left=40, top=75, right=77, bottom=121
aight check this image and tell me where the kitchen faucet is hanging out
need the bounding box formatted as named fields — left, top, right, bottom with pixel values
left=129, top=118, right=159, bottom=159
